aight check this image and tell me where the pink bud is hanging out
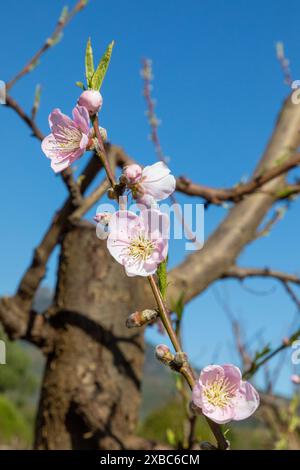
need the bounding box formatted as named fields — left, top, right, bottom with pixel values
left=291, top=374, right=300, bottom=385
left=123, top=164, right=142, bottom=184
left=94, top=212, right=112, bottom=225
left=78, top=90, right=103, bottom=115
left=282, top=337, right=290, bottom=346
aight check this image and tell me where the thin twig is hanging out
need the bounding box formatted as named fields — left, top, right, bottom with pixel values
left=93, top=116, right=116, bottom=188
left=243, top=326, right=300, bottom=379
left=141, top=58, right=199, bottom=244
left=7, top=0, right=88, bottom=90
left=147, top=275, right=228, bottom=450
left=222, top=265, right=300, bottom=286
left=176, top=152, right=300, bottom=204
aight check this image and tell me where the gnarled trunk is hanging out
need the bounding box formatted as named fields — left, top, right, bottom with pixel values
left=34, top=223, right=150, bottom=449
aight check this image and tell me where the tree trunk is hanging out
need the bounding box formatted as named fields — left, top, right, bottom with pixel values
left=34, top=223, right=150, bottom=449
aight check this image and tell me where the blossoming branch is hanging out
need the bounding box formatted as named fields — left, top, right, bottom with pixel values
left=40, top=37, right=260, bottom=450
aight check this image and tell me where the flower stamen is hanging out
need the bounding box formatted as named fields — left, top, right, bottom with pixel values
left=128, top=234, right=154, bottom=261
left=203, top=377, right=235, bottom=408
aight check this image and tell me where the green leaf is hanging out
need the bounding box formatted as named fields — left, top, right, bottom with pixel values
left=76, top=81, right=86, bottom=90
left=85, top=37, right=94, bottom=87
left=91, top=40, right=114, bottom=91
left=175, top=376, right=183, bottom=392
left=157, top=259, right=168, bottom=301
left=253, top=345, right=271, bottom=362
left=59, top=6, right=69, bottom=23
left=166, top=428, right=176, bottom=447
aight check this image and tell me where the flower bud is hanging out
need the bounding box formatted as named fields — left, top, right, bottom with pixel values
left=291, top=374, right=300, bottom=385
left=78, top=90, right=103, bottom=115
left=172, top=352, right=188, bottom=368
left=155, top=344, right=174, bottom=365
left=282, top=337, right=290, bottom=346
left=99, top=127, right=108, bottom=142
left=123, top=164, right=142, bottom=184
left=126, top=309, right=158, bottom=328
left=94, top=212, right=112, bottom=240
left=94, top=212, right=112, bottom=225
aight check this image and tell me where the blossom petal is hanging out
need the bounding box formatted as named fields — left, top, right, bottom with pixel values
left=141, top=162, right=176, bottom=201
left=202, top=404, right=235, bottom=425
left=48, top=108, right=74, bottom=131
left=199, top=365, right=225, bottom=387
left=222, top=364, right=242, bottom=390
left=50, top=157, right=71, bottom=173
left=109, top=210, right=139, bottom=236
left=142, top=161, right=171, bottom=181
left=232, top=381, right=260, bottom=421
left=192, top=382, right=204, bottom=409
left=41, top=134, right=62, bottom=159
left=72, top=105, right=90, bottom=134
left=107, top=236, right=130, bottom=264
left=140, top=209, right=170, bottom=240
left=141, top=174, right=176, bottom=201
left=125, top=258, right=156, bottom=277
left=80, top=133, right=89, bottom=150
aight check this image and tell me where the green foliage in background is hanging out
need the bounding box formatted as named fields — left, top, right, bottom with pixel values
left=0, top=395, right=32, bottom=446
left=0, top=328, right=43, bottom=448
left=138, top=398, right=273, bottom=450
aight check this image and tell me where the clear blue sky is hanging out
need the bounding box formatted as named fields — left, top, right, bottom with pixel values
left=1, top=0, right=300, bottom=396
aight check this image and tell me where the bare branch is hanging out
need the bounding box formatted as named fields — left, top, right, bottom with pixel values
left=176, top=152, right=300, bottom=204
left=222, top=266, right=300, bottom=286
left=281, top=282, right=300, bottom=311
left=243, top=325, right=300, bottom=379
left=115, top=133, right=300, bottom=206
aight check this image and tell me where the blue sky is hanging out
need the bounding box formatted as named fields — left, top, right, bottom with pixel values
left=1, top=0, right=300, bottom=396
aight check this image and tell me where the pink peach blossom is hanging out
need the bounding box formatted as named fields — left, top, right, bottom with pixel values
left=123, top=164, right=143, bottom=184
left=41, top=105, right=90, bottom=173
left=107, top=209, right=169, bottom=277
left=291, top=374, right=300, bottom=385
left=123, top=162, right=176, bottom=203
left=192, top=364, right=260, bottom=424
left=78, top=90, right=103, bottom=115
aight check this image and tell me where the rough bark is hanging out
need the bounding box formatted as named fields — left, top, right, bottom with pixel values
left=34, top=224, right=151, bottom=450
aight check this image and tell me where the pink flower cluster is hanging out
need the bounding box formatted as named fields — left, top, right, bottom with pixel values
left=123, top=161, right=176, bottom=207
left=192, top=364, right=259, bottom=424
left=94, top=161, right=176, bottom=277
left=41, top=90, right=103, bottom=173
left=95, top=208, right=169, bottom=277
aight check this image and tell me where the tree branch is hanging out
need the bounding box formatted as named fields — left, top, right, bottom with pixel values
left=176, top=152, right=300, bottom=204
left=222, top=266, right=300, bottom=286
left=6, top=0, right=88, bottom=91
